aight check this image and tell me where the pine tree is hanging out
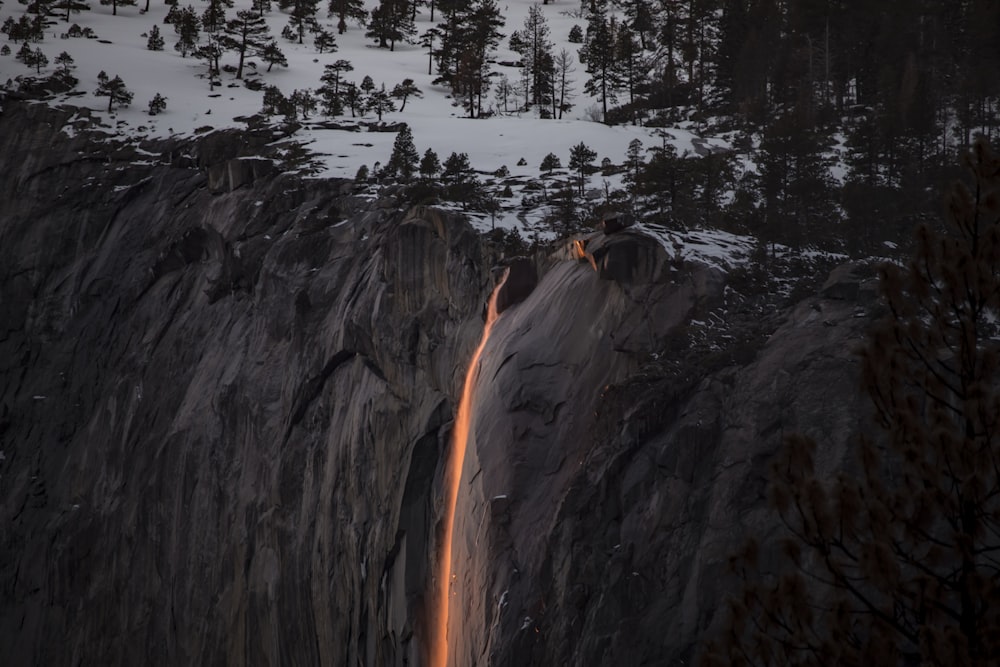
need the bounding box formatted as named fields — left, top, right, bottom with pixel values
left=53, top=50, right=74, bottom=74
left=193, top=38, right=223, bottom=89
left=368, top=83, right=396, bottom=120
left=288, top=88, right=317, bottom=119
left=173, top=5, right=200, bottom=58
left=220, top=9, right=270, bottom=78
left=260, top=40, right=286, bottom=71
left=365, top=0, right=414, bottom=51
left=615, top=26, right=645, bottom=125
left=553, top=47, right=575, bottom=119
left=568, top=141, right=596, bottom=195
left=146, top=24, right=164, bottom=50
left=23, top=47, right=47, bottom=73
left=567, top=23, right=583, bottom=43
left=95, top=73, right=133, bottom=111
left=540, top=152, right=561, bottom=175
left=579, top=0, right=619, bottom=124
left=261, top=84, right=286, bottom=115
left=707, top=138, right=1000, bottom=667
left=15, top=41, right=32, bottom=64
left=419, top=148, right=440, bottom=178
left=417, top=26, right=440, bottom=76
left=390, top=78, right=421, bottom=112
left=200, top=0, right=233, bottom=34
left=442, top=151, right=479, bottom=208
left=624, top=137, right=643, bottom=192
left=313, top=25, right=335, bottom=52
left=510, top=4, right=554, bottom=111
left=99, top=0, right=134, bottom=17
left=327, top=0, right=365, bottom=34
left=281, top=0, right=319, bottom=44
left=386, top=124, right=419, bottom=180
left=251, top=0, right=270, bottom=15
left=318, top=59, right=352, bottom=108
left=147, top=92, right=167, bottom=115
left=343, top=82, right=360, bottom=117
left=318, top=61, right=352, bottom=115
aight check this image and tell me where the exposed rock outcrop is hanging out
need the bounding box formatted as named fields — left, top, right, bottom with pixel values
left=0, top=96, right=878, bottom=666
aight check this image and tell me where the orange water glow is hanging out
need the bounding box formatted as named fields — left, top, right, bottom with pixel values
left=429, top=271, right=509, bottom=667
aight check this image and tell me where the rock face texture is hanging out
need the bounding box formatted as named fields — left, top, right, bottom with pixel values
left=1, top=97, right=878, bottom=666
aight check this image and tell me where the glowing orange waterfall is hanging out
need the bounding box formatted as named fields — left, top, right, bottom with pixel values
left=429, top=271, right=509, bottom=667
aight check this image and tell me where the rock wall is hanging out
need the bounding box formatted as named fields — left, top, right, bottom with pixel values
left=0, top=97, right=878, bottom=666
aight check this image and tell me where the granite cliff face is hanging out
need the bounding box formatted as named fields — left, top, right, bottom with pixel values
left=0, top=97, right=877, bottom=665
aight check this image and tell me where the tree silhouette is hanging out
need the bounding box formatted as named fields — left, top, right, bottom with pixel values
left=705, top=138, right=1000, bottom=667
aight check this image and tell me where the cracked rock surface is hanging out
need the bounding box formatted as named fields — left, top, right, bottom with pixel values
left=1, top=98, right=878, bottom=666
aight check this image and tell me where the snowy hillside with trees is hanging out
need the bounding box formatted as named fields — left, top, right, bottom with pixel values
left=2, top=0, right=998, bottom=261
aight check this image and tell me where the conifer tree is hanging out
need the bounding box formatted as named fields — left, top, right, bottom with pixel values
left=261, top=84, right=286, bottom=115
left=579, top=0, right=619, bottom=123
left=95, top=73, right=133, bottom=111
left=23, top=46, right=47, bottom=73
left=281, top=0, right=319, bottom=44
left=390, top=78, right=421, bottom=112
left=221, top=9, right=270, bottom=78
left=201, top=0, right=231, bottom=34
left=442, top=151, right=479, bottom=208
left=386, top=124, right=419, bottom=180
left=53, top=50, right=74, bottom=74
left=313, top=25, right=335, bottom=52
left=569, top=141, right=597, bottom=195
left=318, top=59, right=352, bottom=108
left=707, top=138, right=1000, bottom=667
left=540, top=152, right=561, bottom=175
left=327, top=0, right=365, bottom=34
left=419, top=148, right=440, bottom=179
left=365, top=0, right=414, bottom=51
left=147, top=92, right=167, bottom=115
left=173, top=5, right=200, bottom=58
left=367, top=83, right=395, bottom=121
left=510, top=4, right=554, bottom=111
left=146, top=24, right=164, bottom=50
left=553, top=47, right=575, bottom=119
left=251, top=0, right=270, bottom=15
left=260, top=40, right=286, bottom=71
left=193, top=37, right=223, bottom=89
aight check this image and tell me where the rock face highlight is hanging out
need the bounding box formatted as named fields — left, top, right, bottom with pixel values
left=1, top=98, right=878, bottom=666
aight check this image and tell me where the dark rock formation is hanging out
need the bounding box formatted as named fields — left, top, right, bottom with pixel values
left=0, top=96, right=879, bottom=666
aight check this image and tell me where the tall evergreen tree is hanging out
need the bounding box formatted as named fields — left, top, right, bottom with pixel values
left=260, top=40, right=287, bottom=70
left=386, top=124, right=419, bottom=180
left=172, top=5, right=200, bottom=58
left=146, top=24, right=164, bottom=50
left=510, top=4, right=554, bottom=111
left=327, top=0, right=365, bottom=34
left=390, top=78, right=421, bottom=112
left=280, top=0, right=319, bottom=44
left=579, top=0, right=619, bottom=123
left=568, top=141, right=597, bottom=195
left=419, top=148, right=440, bottom=178
left=365, top=0, right=414, bottom=50
left=200, top=0, right=232, bottom=34
left=220, top=9, right=270, bottom=78
left=95, top=73, right=133, bottom=111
